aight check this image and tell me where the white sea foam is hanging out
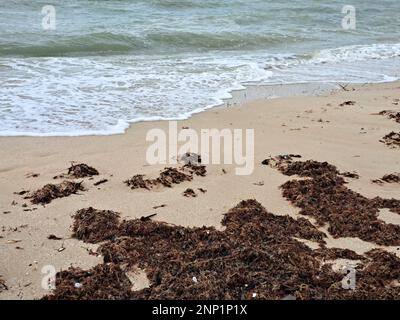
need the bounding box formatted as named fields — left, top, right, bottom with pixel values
left=0, top=55, right=273, bottom=136
left=0, top=43, right=399, bottom=136
left=313, top=43, right=400, bottom=64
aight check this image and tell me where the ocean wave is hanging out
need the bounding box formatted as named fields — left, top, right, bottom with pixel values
left=0, top=32, right=147, bottom=57
left=149, top=0, right=223, bottom=9
left=312, top=43, right=400, bottom=64
left=146, top=31, right=306, bottom=51
left=0, top=31, right=308, bottom=57
left=0, top=42, right=399, bottom=136
left=0, top=54, right=273, bottom=136
left=3, top=35, right=397, bottom=62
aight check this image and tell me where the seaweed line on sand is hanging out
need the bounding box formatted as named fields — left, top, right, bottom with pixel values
left=43, top=201, right=400, bottom=300
left=379, top=110, right=400, bottom=124
left=0, top=276, right=7, bottom=293
left=372, top=173, right=400, bottom=184
left=265, top=155, right=400, bottom=246
left=25, top=181, right=85, bottom=205
left=124, top=164, right=206, bottom=190
left=54, top=163, right=99, bottom=179
left=380, top=132, right=400, bottom=148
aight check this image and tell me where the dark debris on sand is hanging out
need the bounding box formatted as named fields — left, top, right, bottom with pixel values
left=158, top=167, right=193, bottom=187
left=262, top=154, right=301, bottom=166
left=124, top=165, right=206, bottom=190
left=267, top=155, right=400, bottom=246
left=312, top=248, right=365, bottom=261
left=67, top=163, right=99, bottom=178
left=380, top=132, right=400, bottom=148
left=373, top=198, right=400, bottom=215
left=183, top=188, right=197, bottom=197
left=26, top=181, right=85, bottom=205
left=277, top=159, right=339, bottom=178
left=48, top=234, right=63, bottom=240
left=124, top=174, right=154, bottom=190
left=43, top=200, right=400, bottom=300
left=341, top=171, right=359, bottom=179
left=372, top=173, right=400, bottom=184
left=0, top=276, right=7, bottom=292
left=42, top=264, right=132, bottom=300
left=183, top=163, right=207, bottom=177
left=93, top=179, right=108, bottom=186
left=72, top=207, right=120, bottom=243
left=140, top=213, right=157, bottom=222
left=339, top=101, right=355, bottom=107
left=379, top=110, right=400, bottom=124
left=54, top=163, right=99, bottom=179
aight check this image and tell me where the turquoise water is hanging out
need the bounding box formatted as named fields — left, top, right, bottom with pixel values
left=0, top=0, right=399, bottom=135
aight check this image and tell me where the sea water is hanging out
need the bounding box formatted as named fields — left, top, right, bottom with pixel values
left=0, top=0, right=399, bottom=136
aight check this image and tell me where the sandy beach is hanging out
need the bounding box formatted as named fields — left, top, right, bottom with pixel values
left=1, top=81, right=400, bottom=299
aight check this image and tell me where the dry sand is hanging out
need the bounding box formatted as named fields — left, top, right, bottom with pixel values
left=0, top=81, right=399, bottom=299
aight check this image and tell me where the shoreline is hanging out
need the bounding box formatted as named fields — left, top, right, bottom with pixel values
left=0, top=79, right=396, bottom=138
left=1, top=80, right=400, bottom=299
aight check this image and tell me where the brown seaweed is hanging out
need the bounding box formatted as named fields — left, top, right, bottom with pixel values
left=157, top=167, right=193, bottom=187
left=43, top=200, right=400, bottom=300
left=380, top=132, right=400, bottom=148
left=0, top=276, right=7, bottom=293
left=26, top=181, right=85, bottom=205
left=183, top=188, right=197, bottom=197
left=67, top=163, right=99, bottom=178
left=124, top=174, right=154, bottom=190
left=372, top=173, right=400, bottom=184
left=268, top=156, right=400, bottom=246
left=182, top=163, right=207, bottom=177
left=42, top=264, right=131, bottom=300
left=93, top=179, right=108, bottom=186
left=72, top=207, right=120, bottom=243
left=124, top=165, right=205, bottom=190
left=339, top=101, right=355, bottom=106
left=379, top=110, right=400, bottom=123
left=47, top=234, right=63, bottom=240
